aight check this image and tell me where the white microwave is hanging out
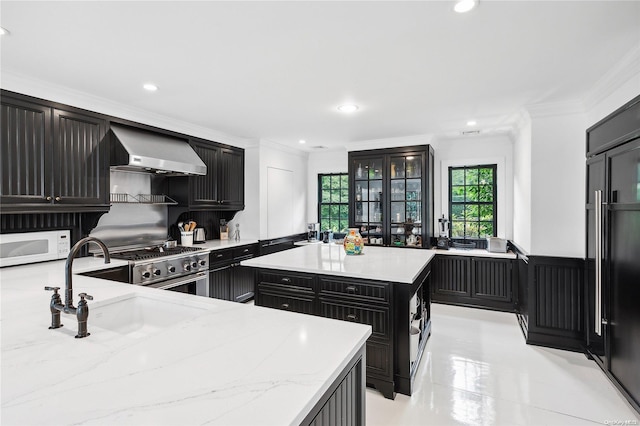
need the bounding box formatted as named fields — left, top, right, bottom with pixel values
left=0, top=230, right=71, bottom=267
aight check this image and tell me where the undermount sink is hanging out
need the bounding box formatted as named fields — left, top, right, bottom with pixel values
left=90, top=294, right=207, bottom=337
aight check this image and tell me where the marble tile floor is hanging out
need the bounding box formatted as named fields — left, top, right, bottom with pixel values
left=366, top=303, right=640, bottom=426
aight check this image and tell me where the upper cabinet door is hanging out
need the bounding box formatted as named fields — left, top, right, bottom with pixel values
left=189, top=139, right=220, bottom=206
left=219, top=148, right=244, bottom=208
left=0, top=98, right=52, bottom=205
left=52, top=109, right=108, bottom=206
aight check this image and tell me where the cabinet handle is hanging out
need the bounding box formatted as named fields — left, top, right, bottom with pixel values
left=55, top=196, right=61, bottom=202
left=216, top=254, right=224, bottom=258
left=281, top=303, right=289, bottom=309
left=346, top=286, right=358, bottom=293
left=281, top=277, right=291, bottom=283
left=595, top=189, right=603, bottom=336
left=243, top=248, right=249, bottom=253
left=346, top=313, right=358, bottom=321
left=46, top=196, right=52, bottom=201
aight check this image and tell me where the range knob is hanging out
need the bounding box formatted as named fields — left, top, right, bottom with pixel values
left=183, top=263, right=191, bottom=272
left=199, top=259, right=207, bottom=266
left=191, top=261, right=198, bottom=269
left=153, top=269, right=161, bottom=276
left=142, top=271, right=151, bottom=279
left=168, top=265, right=176, bottom=273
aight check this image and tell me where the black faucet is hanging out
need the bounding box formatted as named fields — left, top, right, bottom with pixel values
left=45, top=236, right=110, bottom=338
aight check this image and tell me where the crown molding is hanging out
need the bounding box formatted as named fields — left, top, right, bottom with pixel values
left=345, top=133, right=434, bottom=152
left=0, top=70, right=252, bottom=148
left=583, top=42, right=640, bottom=111
left=259, top=139, right=309, bottom=159
left=525, top=99, right=586, bottom=118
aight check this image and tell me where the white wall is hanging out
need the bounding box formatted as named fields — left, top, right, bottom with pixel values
left=512, top=113, right=532, bottom=253
left=431, top=134, right=514, bottom=240
left=529, top=111, right=587, bottom=257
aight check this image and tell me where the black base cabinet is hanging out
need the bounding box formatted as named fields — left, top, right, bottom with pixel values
left=431, top=255, right=516, bottom=312
left=208, top=244, right=258, bottom=302
left=255, top=265, right=432, bottom=400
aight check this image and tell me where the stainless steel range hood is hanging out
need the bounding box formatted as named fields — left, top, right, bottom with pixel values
left=110, top=124, right=207, bottom=176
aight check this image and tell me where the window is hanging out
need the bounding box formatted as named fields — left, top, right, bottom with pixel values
left=318, top=173, right=349, bottom=232
left=449, top=165, right=497, bottom=239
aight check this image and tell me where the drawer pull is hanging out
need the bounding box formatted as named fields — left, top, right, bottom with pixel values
left=346, top=286, right=358, bottom=293
left=281, top=277, right=291, bottom=283
left=216, top=254, right=224, bottom=258
left=281, top=303, right=290, bottom=309
left=346, top=313, right=358, bottom=321
left=243, top=248, right=249, bottom=253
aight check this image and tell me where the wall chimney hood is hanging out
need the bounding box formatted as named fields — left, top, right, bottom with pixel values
left=110, top=124, right=207, bottom=176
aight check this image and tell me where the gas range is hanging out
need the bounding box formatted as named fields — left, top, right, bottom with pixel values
left=110, top=246, right=209, bottom=285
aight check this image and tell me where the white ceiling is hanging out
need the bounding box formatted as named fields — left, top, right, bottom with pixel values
left=1, top=1, right=639, bottom=150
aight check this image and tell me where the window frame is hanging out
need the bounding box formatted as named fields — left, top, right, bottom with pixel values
left=448, top=164, right=497, bottom=241
left=317, top=173, right=349, bottom=233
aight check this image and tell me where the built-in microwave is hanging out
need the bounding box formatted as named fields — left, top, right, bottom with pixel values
left=0, top=230, right=71, bottom=268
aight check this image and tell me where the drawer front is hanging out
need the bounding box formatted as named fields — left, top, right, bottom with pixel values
left=319, top=277, right=389, bottom=304
left=319, top=299, right=390, bottom=341
left=260, top=271, right=314, bottom=290
left=233, top=244, right=258, bottom=259
left=209, top=249, right=233, bottom=265
left=258, top=288, right=315, bottom=315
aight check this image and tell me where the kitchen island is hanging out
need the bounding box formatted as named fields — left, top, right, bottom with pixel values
left=242, top=243, right=437, bottom=399
left=0, top=257, right=371, bottom=425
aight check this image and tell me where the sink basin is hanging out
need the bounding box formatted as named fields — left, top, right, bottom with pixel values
left=90, top=294, right=207, bottom=337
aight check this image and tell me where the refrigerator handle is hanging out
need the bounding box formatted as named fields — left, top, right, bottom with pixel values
left=595, top=189, right=602, bottom=336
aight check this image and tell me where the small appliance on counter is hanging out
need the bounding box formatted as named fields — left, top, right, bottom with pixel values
left=307, top=223, right=320, bottom=242
left=486, top=237, right=508, bottom=253
left=193, top=228, right=206, bottom=243
left=436, top=215, right=450, bottom=250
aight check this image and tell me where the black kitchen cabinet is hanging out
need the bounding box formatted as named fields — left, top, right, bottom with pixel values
left=169, top=138, right=244, bottom=211
left=585, top=95, right=640, bottom=414
left=431, top=255, right=515, bottom=312
left=348, top=145, right=434, bottom=248
left=255, top=265, right=432, bottom=400
left=208, top=244, right=258, bottom=302
left=1, top=94, right=109, bottom=213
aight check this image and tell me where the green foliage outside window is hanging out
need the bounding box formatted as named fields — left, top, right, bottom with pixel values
left=318, top=173, right=349, bottom=232
left=449, top=165, right=496, bottom=239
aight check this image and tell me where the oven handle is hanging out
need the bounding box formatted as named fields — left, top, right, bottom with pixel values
left=145, top=271, right=208, bottom=290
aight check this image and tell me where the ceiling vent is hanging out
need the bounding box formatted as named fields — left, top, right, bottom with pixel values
left=461, top=130, right=481, bottom=136
left=311, top=145, right=329, bottom=150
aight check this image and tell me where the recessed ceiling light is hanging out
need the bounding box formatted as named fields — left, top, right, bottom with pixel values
left=0, top=27, right=10, bottom=36
left=299, top=139, right=306, bottom=144
left=143, top=83, right=158, bottom=92
left=454, top=0, right=477, bottom=13
left=467, top=120, right=477, bottom=126
left=337, top=104, right=359, bottom=113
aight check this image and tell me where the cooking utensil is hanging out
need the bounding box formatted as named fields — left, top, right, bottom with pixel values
left=190, top=221, right=197, bottom=232
left=164, top=239, right=177, bottom=249
left=178, top=221, right=184, bottom=232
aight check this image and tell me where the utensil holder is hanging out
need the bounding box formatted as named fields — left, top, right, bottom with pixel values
left=180, top=231, right=194, bottom=247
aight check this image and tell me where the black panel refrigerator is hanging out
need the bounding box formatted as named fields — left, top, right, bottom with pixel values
left=585, top=96, right=640, bottom=414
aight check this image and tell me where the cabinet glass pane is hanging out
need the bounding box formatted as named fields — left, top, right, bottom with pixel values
left=391, top=202, right=405, bottom=223
left=390, top=158, right=405, bottom=179
left=368, top=159, right=383, bottom=180
left=355, top=162, right=367, bottom=180
left=406, top=179, right=421, bottom=200
left=391, top=180, right=405, bottom=201
left=369, top=202, right=381, bottom=222
left=407, top=201, right=421, bottom=223
left=391, top=226, right=406, bottom=246
left=369, top=180, right=383, bottom=201
left=355, top=202, right=367, bottom=223
left=407, top=157, right=421, bottom=178
left=355, top=182, right=368, bottom=201
left=362, top=224, right=383, bottom=245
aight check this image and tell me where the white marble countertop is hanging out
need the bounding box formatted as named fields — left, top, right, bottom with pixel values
left=0, top=258, right=370, bottom=425
left=432, top=247, right=517, bottom=259
left=241, top=243, right=437, bottom=284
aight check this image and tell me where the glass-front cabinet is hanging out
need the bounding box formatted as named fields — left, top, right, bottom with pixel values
left=349, top=146, right=433, bottom=248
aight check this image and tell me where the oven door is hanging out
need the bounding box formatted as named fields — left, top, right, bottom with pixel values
left=145, top=271, right=209, bottom=297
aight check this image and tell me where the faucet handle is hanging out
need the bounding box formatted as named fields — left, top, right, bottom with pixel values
left=78, top=293, right=93, bottom=301
left=44, top=286, right=60, bottom=294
